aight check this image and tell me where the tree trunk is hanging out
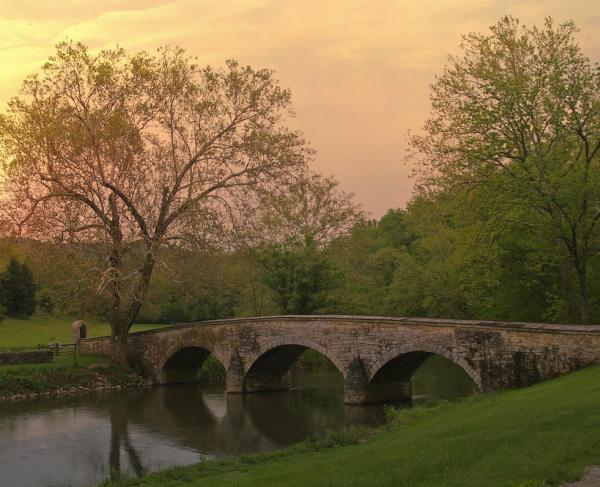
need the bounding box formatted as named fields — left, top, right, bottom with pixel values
left=109, top=294, right=128, bottom=364
left=562, top=231, right=591, bottom=324
left=576, top=265, right=591, bottom=324
left=124, top=245, right=157, bottom=328
left=558, top=259, right=579, bottom=322
left=108, top=193, right=129, bottom=363
left=110, top=331, right=129, bottom=365
left=109, top=245, right=157, bottom=365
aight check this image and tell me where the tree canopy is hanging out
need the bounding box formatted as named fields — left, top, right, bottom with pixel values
left=410, top=17, right=600, bottom=323
left=256, top=171, right=363, bottom=247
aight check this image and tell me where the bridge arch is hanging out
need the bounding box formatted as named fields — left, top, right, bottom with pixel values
left=157, top=340, right=229, bottom=385
left=368, top=343, right=483, bottom=391
left=242, top=338, right=346, bottom=393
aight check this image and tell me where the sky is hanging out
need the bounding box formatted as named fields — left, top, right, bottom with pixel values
left=1, top=1, right=600, bottom=217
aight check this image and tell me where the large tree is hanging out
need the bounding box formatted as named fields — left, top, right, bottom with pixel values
left=410, top=17, right=600, bottom=323
left=0, top=42, right=309, bottom=360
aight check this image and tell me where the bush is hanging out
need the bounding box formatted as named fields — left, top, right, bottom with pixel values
left=36, top=290, right=54, bottom=313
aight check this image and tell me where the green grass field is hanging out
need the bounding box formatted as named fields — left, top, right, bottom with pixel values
left=0, top=314, right=165, bottom=350
left=104, top=365, right=600, bottom=487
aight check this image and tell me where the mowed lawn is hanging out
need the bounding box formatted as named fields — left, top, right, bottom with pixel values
left=109, top=365, right=600, bottom=487
left=0, top=315, right=165, bottom=350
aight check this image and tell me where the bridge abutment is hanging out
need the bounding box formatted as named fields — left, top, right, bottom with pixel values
left=225, top=352, right=245, bottom=393
left=343, top=356, right=413, bottom=404
left=225, top=351, right=293, bottom=393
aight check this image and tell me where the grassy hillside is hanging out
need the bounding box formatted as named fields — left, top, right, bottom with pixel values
left=105, top=365, right=600, bottom=487
left=0, top=315, right=165, bottom=350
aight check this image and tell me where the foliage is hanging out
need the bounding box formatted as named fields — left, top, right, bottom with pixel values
left=33, top=288, right=54, bottom=314
left=0, top=257, right=37, bottom=317
left=256, top=170, right=363, bottom=247
left=157, top=290, right=237, bottom=323
left=326, top=208, right=414, bottom=315
left=409, top=17, right=600, bottom=323
left=197, top=355, right=227, bottom=385
left=259, top=236, right=338, bottom=314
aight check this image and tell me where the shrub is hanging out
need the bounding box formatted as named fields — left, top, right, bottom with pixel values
left=36, top=290, right=54, bottom=313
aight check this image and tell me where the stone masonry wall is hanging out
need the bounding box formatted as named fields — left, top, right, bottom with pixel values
left=0, top=350, right=54, bottom=365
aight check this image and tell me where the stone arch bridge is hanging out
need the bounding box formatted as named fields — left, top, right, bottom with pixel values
left=79, top=315, right=600, bottom=404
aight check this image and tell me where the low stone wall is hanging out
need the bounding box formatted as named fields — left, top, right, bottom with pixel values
left=79, top=337, right=112, bottom=357
left=0, top=350, right=54, bottom=366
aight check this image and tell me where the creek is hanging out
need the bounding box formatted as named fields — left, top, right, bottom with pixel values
left=0, top=355, right=475, bottom=487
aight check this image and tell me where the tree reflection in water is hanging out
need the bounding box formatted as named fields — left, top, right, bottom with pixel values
left=108, top=395, right=145, bottom=480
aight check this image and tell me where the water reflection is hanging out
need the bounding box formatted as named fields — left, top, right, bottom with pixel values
left=108, top=395, right=145, bottom=480
left=0, top=355, right=475, bottom=487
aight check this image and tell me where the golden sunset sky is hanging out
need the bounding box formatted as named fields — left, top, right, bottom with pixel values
left=1, top=1, right=599, bottom=216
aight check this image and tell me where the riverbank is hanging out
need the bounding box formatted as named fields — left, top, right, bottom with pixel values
left=0, top=354, right=152, bottom=401
left=0, top=315, right=165, bottom=400
left=101, top=364, right=600, bottom=487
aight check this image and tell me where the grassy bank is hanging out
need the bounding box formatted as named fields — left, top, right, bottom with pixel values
left=0, top=315, right=165, bottom=350
left=0, top=354, right=149, bottom=398
left=103, top=365, right=600, bottom=487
